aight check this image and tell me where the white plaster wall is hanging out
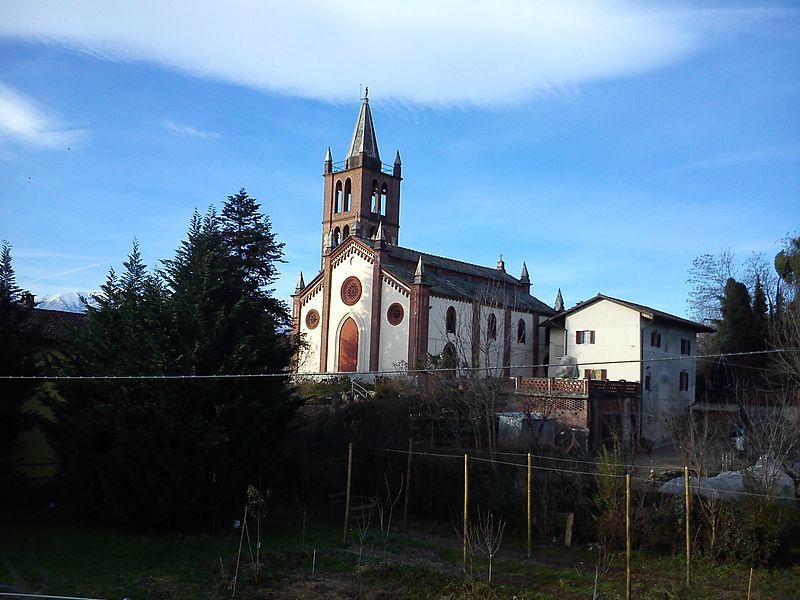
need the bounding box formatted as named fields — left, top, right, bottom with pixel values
left=379, top=278, right=411, bottom=371
left=427, top=296, right=472, bottom=366
left=641, top=321, right=697, bottom=446
left=510, top=310, right=535, bottom=377
left=326, top=251, right=375, bottom=372
left=297, top=286, right=323, bottom=374
left=553, top=300, right=641, bottom=381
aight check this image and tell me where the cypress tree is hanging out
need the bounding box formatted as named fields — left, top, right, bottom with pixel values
left=48, top=204, right=298, bottom=529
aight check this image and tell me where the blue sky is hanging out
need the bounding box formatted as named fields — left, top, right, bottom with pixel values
left=1, top=1, right=798, bottom=317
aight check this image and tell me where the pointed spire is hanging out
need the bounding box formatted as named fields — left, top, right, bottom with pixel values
left=394, top=150, right=402, bottom=166
left=519, top=261, right=530, bottom=284
left=324, top=146, right=332, bottom=162
left=346, top=89, right=380, bottom=166
left=414, top=255, right=425, bottom=284
left=555, top=288, right=564, bottom=312
left=496, top=253, right=506, bottom=273
left=294, top=271, right=305, bottom=294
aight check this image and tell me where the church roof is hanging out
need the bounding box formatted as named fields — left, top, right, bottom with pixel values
left=382, top=245, right=555, bottom=314
left=346, top=90, right=380, bottom=164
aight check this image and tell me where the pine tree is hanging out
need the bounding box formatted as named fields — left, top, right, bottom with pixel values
left=0, top=242, right=35, bottom=494
left=221, top=188, right=285, bottom=292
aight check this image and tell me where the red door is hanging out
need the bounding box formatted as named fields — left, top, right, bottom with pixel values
left=338, top=317, right=359, bottom=372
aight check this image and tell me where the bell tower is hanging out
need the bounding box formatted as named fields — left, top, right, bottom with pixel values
left=321, top=89, right=402, bottom=260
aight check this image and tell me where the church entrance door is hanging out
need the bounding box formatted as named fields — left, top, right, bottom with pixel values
left=338, top=317, right=359, bottom=372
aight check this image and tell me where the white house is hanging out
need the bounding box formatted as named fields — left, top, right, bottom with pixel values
left=543, top=294, right=714, bottom=446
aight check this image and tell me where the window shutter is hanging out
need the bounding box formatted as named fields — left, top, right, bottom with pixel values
left=590, top=330, right=596, bottom=344
left=576, top=331, right=581, bottom=344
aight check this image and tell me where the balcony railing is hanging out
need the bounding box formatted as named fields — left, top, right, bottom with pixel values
left=514, top=377, right=640, bottom=398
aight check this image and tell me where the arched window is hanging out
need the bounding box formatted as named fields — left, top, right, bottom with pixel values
left=517, top=318, right=526, bottom=344
left=487, top=313, right=497, bottom=341
left=380, top=183, right=388, bottom=216
left=344, top=178, right=352, bottom=212
left=446, top=306, right=456, bottom=334
left=342, top=225, right=350, bottom=239
left=335, top=180, right=343, bottom=213
left=332, top=227, right=341, bottom=247
left=369, top=226, right=376, bottom=239
left=371, top=180, right=379, bottom=213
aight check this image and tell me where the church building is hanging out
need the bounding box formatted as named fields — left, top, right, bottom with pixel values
left=292, top=92, right=554, bottom=376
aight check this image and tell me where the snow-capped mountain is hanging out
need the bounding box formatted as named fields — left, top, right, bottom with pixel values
left=36, top=291, right=99, bottom=313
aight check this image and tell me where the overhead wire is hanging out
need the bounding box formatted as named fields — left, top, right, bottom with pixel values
left=1, top=348, right=797, bottom=381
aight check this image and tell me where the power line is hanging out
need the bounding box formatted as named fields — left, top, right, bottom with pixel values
left=1, top=348, right=797, bottom=381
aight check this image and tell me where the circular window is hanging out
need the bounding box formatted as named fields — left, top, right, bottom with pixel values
left=305, top=309, right=320, bottom=330
left=387, top=302, right=404, bottom=326
left=341, top=276, right=362, bottom=306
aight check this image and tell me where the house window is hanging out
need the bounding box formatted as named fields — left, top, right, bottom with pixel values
left=487, top=313, right=497, bottom=340
left=332, top=227, right=341, bottom=247
left=371, top=180, right=379, bottom=213
left=516, top=319, right=526, bottom=344
left=575, top=330, right=595, bottom=344
left=446, top=306, right=456, bottom=334
left=650, top=331, right=662, bottom=348
left=342, top=225, right=350, bottom=240
left=584, top=369, right=607, bottom=380
left=679, top=371, right=689, bottom=392
left=680, top=338, right=691, bottom=355
left=645, top=375, right=652, bottom=391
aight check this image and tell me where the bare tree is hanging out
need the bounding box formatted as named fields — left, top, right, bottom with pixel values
left=373, top=474, right=404, bottom=565
left=468, top=507, right=506, bottom=584
left=686, top=249, right=737, bottom=324
left=666, top=411, right=729, bottom=553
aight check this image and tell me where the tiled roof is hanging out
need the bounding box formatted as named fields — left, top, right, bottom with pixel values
left=542, top=293, right=714, bottom=332
left=383, top=245, right=555, bottom=314
left=20, top=308, right=87, bottom=343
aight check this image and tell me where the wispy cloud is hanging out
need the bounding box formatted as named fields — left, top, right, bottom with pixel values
left=161, top=120, right=221, bottom=139
left=0, top=82, right=88, bottom=148
left=30, top=260, right=109, bottom=282
left=0, top=1, right=792, bottom=106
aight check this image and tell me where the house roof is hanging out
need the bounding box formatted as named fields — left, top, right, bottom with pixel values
left=541, top=293, right=714, bottom=333
left=20, top=308, right=87, bottom=343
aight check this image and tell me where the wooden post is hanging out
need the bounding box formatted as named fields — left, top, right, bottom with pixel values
left=684, top=465, right=691, bottom=587
left=526, top=452, right=532, bottom=559
left=564, top=513, right=574, bottom=547
left=342, top=442, right=353, bottom=544
left=232, top=505, right=248, bottom=597
left=626, top=473, right=631, bottom=600
left=403, top=437, right=413, bottom=529
left=747, top=567, right=754, bottom=600
left=463, top=453, right=469, bottom=572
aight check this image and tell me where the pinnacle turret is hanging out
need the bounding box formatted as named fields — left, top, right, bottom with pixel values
left=414, top=255, right=425, bottom=284
left=554, top=288, right=564, bottom=312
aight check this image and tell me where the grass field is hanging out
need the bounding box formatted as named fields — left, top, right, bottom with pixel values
left=2, top=505, right=799, bottom=599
